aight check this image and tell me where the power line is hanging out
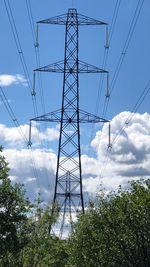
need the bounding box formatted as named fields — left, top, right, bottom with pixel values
left=112, top=79, right=150, bottom=146
left=86, top=0, right=122, bottom=161
left=25, top=0, right=52, bottom=191
left=110, top=0, right=145, bottom=94
left=0, top=85, right=41, bottom=192
left=92, top=0, right=122, bottom=153
left=100, top=0, right=145, bottom=123
left=3, top=0, right=44, bottom=193
left=26, top=0, right=36, bottom=44
left=96, top=0, right=145, bottom=181
left=95, top=0, right=122, bottom=116
left=99, top=77, right=150, bottom=181
left=4, top=0, right=38, bottom=117
left=0, top=86, right=28, bottom=143
left=109, top=0, right=122, bottom=45
left=26, top=0, right=46, bottom=114
left=101, top=0, right=145, bottom=122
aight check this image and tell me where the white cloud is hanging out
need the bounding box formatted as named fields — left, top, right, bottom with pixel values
left=1, top=111, right=150, bottom=203
left=0, top=123, right=59, bottom=146
left=0, top=74, right=27, bottom=87
left=3, top=148, right=57, bottom=202
left=88, top=111, right=150, bottom=194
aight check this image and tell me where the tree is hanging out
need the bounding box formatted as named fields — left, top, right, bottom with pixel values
left=67, top=180, right=150, bottom=267
left=22, top=198, right=68, bottom=267
left=0, top=148, right=31, bottom=266
left=0, top=148, right=68, bottom=267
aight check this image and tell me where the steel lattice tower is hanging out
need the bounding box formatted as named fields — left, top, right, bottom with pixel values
left=29, top=9, right=109, bottom=239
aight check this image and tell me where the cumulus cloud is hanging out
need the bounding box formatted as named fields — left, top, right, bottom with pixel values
left=3, top=148, right=57, bottom=202
left=0, top=123, right=59, bottom=201
left=1, top=111, right=150, bottom=203
left=0, top=123, right=59, bottom=147
left=0, top=74, right=27, bottom=87
left=88, top=111, right=150, bottom=195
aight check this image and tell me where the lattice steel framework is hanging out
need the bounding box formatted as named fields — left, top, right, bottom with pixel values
left=29, top=9, right=109, bottom=239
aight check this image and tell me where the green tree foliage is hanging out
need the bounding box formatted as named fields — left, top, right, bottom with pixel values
left=0, top=148, right=31, bottom=266
left=1, top=145, right=149, bottom=266
left=67, top=180, right=150, bottom=267
left=22, top=198, right=68, bottom=267
left=0, top=149, right=68, bottom=267
left=0, top=148, right=68, bottom=267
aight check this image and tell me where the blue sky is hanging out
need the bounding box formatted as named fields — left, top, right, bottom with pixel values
left=1, top=0, right=150, bottom=203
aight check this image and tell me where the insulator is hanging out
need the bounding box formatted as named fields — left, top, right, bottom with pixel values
left=125, top=120, right=129, bottom=127
left=105, top=25, right=109, bottom=49
left=31, top=72, right=36, bottom=96
left=28, top=121, right=32, bottom=147
left=27, top=141, right=32, bottom=147
left=105, top=72, right=110, bottom=98
left=35, top=23, right=39, bottom=48
left=108, top=122, right=112, bottom=149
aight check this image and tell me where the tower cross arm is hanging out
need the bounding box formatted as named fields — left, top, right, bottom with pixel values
left=37, top=9, right=107, bottom=26
left=30, top=108, right=109, bottom=124
left=34, top=60, right=108, bottom=74
left=79, top=61, right=108, bottom=73
left=78, top=13, right=107, bottom=26
left=30, top=109, right=62, bottom=122
left=34, top=60, right=64, bottom=73
left=79, top=109, right=109, bottom=123
left=37, top=13, right=67, bottom=25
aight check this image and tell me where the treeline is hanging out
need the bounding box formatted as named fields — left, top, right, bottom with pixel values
left=0, top=149, right=149, bottom=267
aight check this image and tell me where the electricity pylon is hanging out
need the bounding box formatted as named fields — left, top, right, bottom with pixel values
left=29, top=8, right=109, bottom=239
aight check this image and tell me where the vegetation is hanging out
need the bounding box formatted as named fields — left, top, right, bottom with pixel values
left=22, top=201, right=68, bottom=267
left=0, top=148, right=149, bottom=266
left=0, top=147, right=31, bottom=266
left=67, top=180, right=150, bottom=267
left=0, top=149, right=68, bottom=267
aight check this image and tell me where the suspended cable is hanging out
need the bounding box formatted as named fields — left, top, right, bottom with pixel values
left=110, top=0, right=145, bottom=94
left=95, top=0, right=122, bottom=116
left=100, top=0, right=144, bottom=147
left=26, top=0, right=46, bottom=114
left=3, top=0, right=45, bottom=194
left=0, top=86, right=28, bottom=143
left=86, top=0, right=122, bottom=163
left=103, top=0, right=145, bottom=147
left=100, top=0, right=144, bottom=126
left=25, top=0, right=35, bottom=44
left=99, top=77, right=150, bottom=182
left=109, top=0, right=122, bottom=44
left=4, top=0, right=38, bottom=117
left=99, top=0, right=122, bottom=120
left=25, top=0, right=52, bottom=191
left=112, top=79, right=150, bottom=146
left=95, top=0, right=145, bottom=182
left=0, top=86, right=41, bottom=191
left=101, top=0, right=144, bottom=124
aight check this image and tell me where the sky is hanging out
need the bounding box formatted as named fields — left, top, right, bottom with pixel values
left=0, top=0, right=150, bottom=204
